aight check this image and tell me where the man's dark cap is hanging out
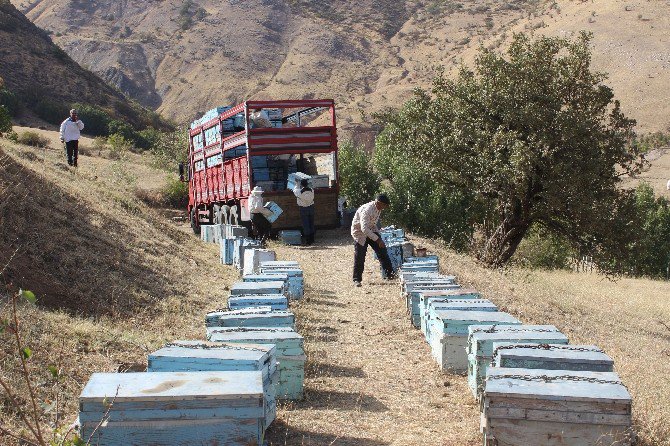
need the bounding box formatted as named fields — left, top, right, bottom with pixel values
left=376, top=193, right=390, bottom=205
left=300, top=179, right=309, bottom=187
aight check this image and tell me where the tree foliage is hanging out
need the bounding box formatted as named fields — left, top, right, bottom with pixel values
left=375, top=32, right=641, bottom=270
left=338, top=141, right=380, bottom=208
left=0, top=104, right=11, bottom=135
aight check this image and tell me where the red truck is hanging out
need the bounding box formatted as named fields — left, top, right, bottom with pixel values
left=185, top=99, right=340, bottom=234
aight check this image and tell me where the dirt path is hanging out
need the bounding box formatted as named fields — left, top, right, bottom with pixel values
left=266, top=230, right=480, bottom=446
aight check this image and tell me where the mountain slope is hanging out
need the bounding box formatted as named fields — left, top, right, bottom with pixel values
left=0, top=0, right=159, bottom=126
left=9, top=0, right=670, bottom=135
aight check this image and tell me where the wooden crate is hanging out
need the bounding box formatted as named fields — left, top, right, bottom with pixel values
left=422, top=299, right=497, bottom=341
left=228, top=294, right=289, bottom=311
left=234, top=238, right=262, bottom=272
left=280, top=230, right=303, bottom=245
left=206, top=306, right=271, bottom=327
left=482, top=368, right=633, bottom=446
left=467, top=325, right=569, bottom=399
left=406, top=284, right=461, bottom=327
left=259, top=268, right=304, bottom=300
left=207, top=327, right=305, bottom=400
left=419, top=289, right=482, bottom=335
left=492, top=343, right=614, bottom=373
left=404, top=255, right=439, bottom=264
left=242, top=249, right=277, bottom=275
left=428, top=311, right=521, bottom=372
left=260, top=260, right=301, bottom=269
left=400, top=271, right=441, bottom=284
left=220, top=237, right=235, bottom=265
left=79, top=371, right=266, bottom=446
left=230, top=281, right=286, bottom=297
left=208, top=308, right=295, bottom=329
left=147, top=341, right=278, bottom=427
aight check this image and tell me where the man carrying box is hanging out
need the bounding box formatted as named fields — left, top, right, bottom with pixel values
left=249, top=186, right=274, bottom=245
left=351, top=194, right=395, bottom=287
left=293, top=179, right=315, bottom=245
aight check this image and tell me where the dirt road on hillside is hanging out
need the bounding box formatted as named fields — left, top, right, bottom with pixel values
left=266, top=230, right=480, bottom=446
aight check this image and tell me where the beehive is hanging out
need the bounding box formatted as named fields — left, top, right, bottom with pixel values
left=405, top=284, right=461, bottom=328
left=220, top=237, right=235, bottom=265
left=492, top=343, right=614, bottom=373
left=208, top=327, right=305, bottom=400
left=227, top=294, right=289, bottom=311
left=422, top=299, right=497, bottom=340
left=428, top=311, right=521, bottom=372
left=259, top=267, right=304, bottom=300
left=230, top=280, right=286, bottom=297
left=234, top=238, right=262, bottom=272
left=207, top=308, right=295, bottom=329
left=482, top=368, right=633, bottom=446
left=418, top=288, right=482, bottom=336
left=79, top=371, right=266, bottom=446
left=242, top=249, right=277, bottom=275
left=147, top=341, right=278, bottom=427
left=280, top=230, right=303, bottom=246
left=467, top=325, right=569, bottom=398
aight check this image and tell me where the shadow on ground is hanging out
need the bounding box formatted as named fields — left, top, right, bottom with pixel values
left=266, top=420, right=391, bottom=446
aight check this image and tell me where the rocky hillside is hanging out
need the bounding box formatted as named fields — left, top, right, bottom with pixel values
left=9, top=0, right=670, bottom=135
left=0, top=0, right=160, bottom=127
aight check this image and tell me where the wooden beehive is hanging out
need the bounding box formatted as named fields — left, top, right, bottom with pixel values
left=492, top=342, right=614, bottom=373
left=207, top=327, right=305, bottom=400
left=280, top=230, right=303, bottom=245
left=418, top=288, right=482, bottom=335
left=208, top=308, right=295, bottom=329
left=205, top=306, right=271, bottom=327
left=227, top=294, right=289, bottom=311
left=482, top=368, right=633, bottom=446
left=234, top=238, right=262, bottom=272
left=422, top=299, right=497, bottom=340
left=220, top=237, right=235, bottom=265
left=230, top=281, right=286, bottom=297
left=79, top=371, right=266, bottom=446
left=259, top=267, right=304, bottom=300
left=242, top=249, right=277, bottom=275
left=405, top=284, right=461, bottom=328
left=428, top=311, right=521, bottom=372
left=467, top=325, right=569, bottom=399
left=147, top=341, right=278, bottom=428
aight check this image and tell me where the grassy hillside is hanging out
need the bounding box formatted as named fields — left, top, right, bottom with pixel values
left=0, top=0, right=162, bottom=128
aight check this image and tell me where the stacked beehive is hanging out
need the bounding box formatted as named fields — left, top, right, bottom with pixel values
left=78, top=224, right=308, bottom=445
left=391, top=239, right=633, bottom=445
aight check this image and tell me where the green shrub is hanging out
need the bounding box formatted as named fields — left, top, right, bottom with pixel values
left=150, top=129, right=188, bottom=170
left=34, top=99, right=69, bottom=125
left=17, top=130, right=49, bottom=147
left=72, top=103, right=114, bottom=137
left=632, top=131, right=670, bottom=153
left=162, top=177, right=189, bottom=208
left=513, top=226, right=575, bottom=269
left=0, top=104, right=11, bottom=135
left=338, top=141, right=380, bottom=209
left=5, top=130, right=18, bottom=142
left=107, top=133, right=133, bottom=159
left=0, top=88, right=20, bottom=116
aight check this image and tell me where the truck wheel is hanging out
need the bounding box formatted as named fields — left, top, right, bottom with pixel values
left=190, top=208, right=201, bottom=235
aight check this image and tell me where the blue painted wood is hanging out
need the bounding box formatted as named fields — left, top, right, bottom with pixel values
left=234, top=238, right=262, bottom=272
left=220, top=238, right=235, bottom=265
left=406, top=284, right=461, bottom=328
left=259, top=268, right=304, bottom=300
left=422, top=299, right=497, bottom=340
left=419, top=289, right=483, bottom=336
left=206, top=328, right=305, bottom=400
left=205, top=306, right=271, bottom=327
left=243, top=248, right=277, bottom=275
left=280, top=230, right=303, bottom=245
left=209, top=308, right=295, bottom=329
left=79, top=371, right=267, bottom=445
left=263, top=201, right=283, bottom=223
left=404, top=255, right=439, bottom=264
left=228, top=294, right=289, bottom=311
left=467, top=325, right=569, bottom=398
left=260, top=260, right=301, bottom=269
left=492, top=342, right=614, bottom=372
left=230, top=281, right=286, bottom=296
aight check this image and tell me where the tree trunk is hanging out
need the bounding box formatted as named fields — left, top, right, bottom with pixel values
left=478, top=198, right=532, bottom=267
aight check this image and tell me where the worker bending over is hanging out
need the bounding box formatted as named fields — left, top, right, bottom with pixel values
left=351, top=194, right=395, bottom=287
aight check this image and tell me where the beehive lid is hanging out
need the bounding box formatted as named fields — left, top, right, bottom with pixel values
left=230, top=281, right=285, bottom=294
left=492, top=343, right=614, bottom=366
left=208, top=327, right=303, bottom=342
left=150, top=341, right=275, bottom=362
left=260, top=261, right=300, bottom=268
left=485, top=368, right=631, bottom=403
left=420, top=289, right=480, bottom=299
left=434, top=311, right=521, bottom=334
left=468, top=325, right=567, bottom=355
left=243, top=274, right=289, bottom=282
left=260, top=268, right=303, bottom=277
left=428, top=300, right=497, bottom=312
left=80, top=371, right=264, bottom=403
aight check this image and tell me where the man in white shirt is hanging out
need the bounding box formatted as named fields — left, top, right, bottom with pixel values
left=351, top=194, right=394, bottom=286
left=248, top=186, right=274, bottom=244
left=59, top=109, right=85, bottom=167
left=293, top=179, right=315, bottom=245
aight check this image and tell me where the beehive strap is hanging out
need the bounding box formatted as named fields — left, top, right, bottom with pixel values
left=487, top=373, right=626, bottom=388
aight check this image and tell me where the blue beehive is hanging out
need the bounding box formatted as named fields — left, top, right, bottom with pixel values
left=79, top=371, right=266, bottom=446
left=244, top=273, right=289, bottom=288
left=405, top=283, right=460, bottom=327
left=147, top=341, right=278, bottom=428
left=259, top=267, right=304, bottom=300
left=228, top=294, right=289, bottom=311
left=280, top=230, right=303, bottom=246
left=208, top=327, right=305, bottom=400
left=200, top=224, right=218, bottom=243
left=492, top=342, right=614, bottom=373
left=231, top=281, right=286, bottom=297
left=467, top=325, right=569, bottom=399
left=381, top=243, right=404, bottom=278
left=205, top=306, right=272, bottom=327
left=253, top=168, right=271, bottom=181
left=251, top=156, right=268, bottom=168
left=263, top=201, right=283, bottom=223
left=261, top=260, right=301, bottom=269
left=220, top=237, right=235, bottom=265
left=234, top=238, right=262, bottom=271
left=418, top=288, right=482, bottom=336
left=208, top=308, right=295, bottom=329
left=482, top=368, right=632, bottom=446
left=428, top=310, right=521, bottom=372
left=422, top=298, right=497, bottom=340
left=287, top=172, right=311, bottom=190
left=405, top=255, right=439, bottom=264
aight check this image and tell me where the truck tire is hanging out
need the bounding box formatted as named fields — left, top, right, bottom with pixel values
left=190, top=208, right=201, bottom=235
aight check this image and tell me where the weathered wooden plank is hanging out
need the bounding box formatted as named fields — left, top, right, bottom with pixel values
left=230, top=281, right=286, bottom=296
left=227, top=294, right=289, bottom=311
left=493, top=343, right=614, bottom=373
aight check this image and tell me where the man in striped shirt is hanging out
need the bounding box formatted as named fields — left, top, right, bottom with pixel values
left=351, top=194, right=395, bottom=287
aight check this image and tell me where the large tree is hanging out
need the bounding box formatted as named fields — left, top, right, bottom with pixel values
left=375, top=32, right=642, bottom=268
